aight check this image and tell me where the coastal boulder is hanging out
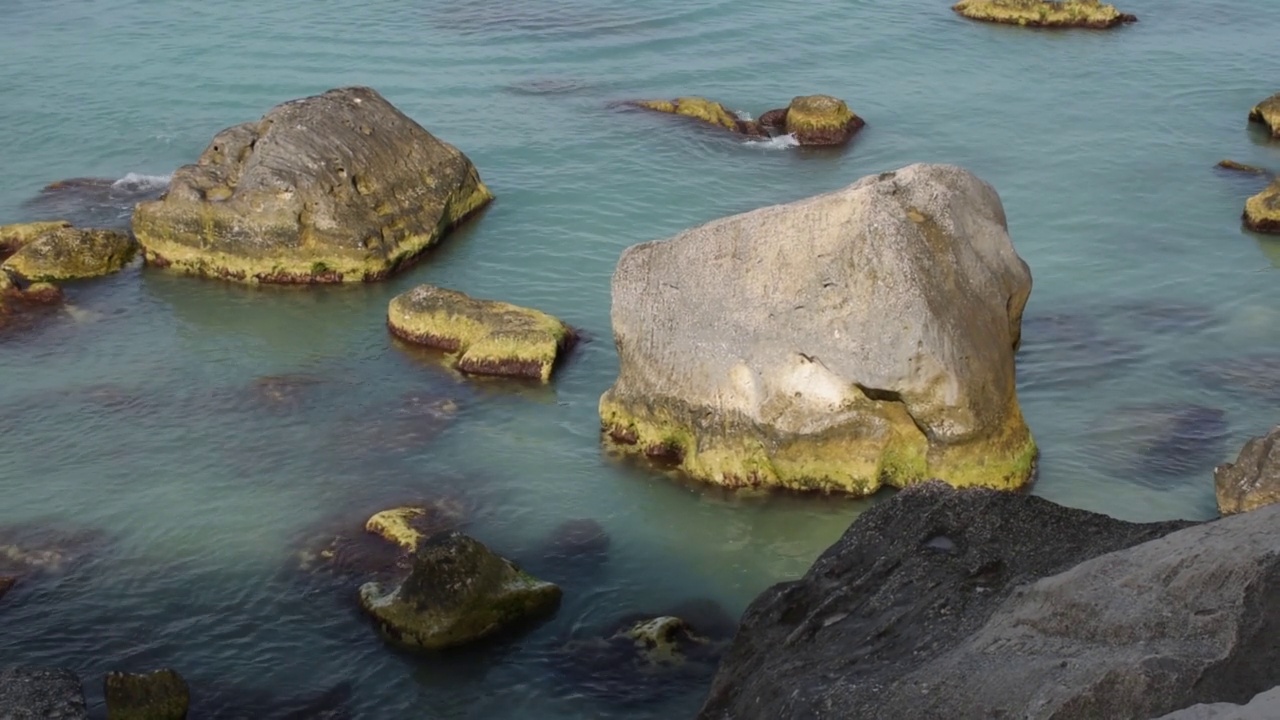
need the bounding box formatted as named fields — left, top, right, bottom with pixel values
left=1249, top=92, right=1280, bottom=138
left=0, top=666, right=88, bottom=719
left=1244, top=179, right=1280, bottom=233
left=600, top=163, right=1036, bottom=494
left=132, top=86, right=493, bottom=284
left=952, top=0, right=1137, bottom=28
left=757, top=95, right=865, bottom=146
left=104, top=669, right=190, bottom=720
left=1214, top=426, right=1280, bottom=515
left=697, top=482, right=1280, bottom=720
left=2, top=226, right=136, bottom=281
left=358, top=531, right=562, bottom=650
left=388, top=285, right=576, bottom=382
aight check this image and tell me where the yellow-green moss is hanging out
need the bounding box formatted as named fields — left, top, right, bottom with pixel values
left=633, top=97, right=742, bottom=131
left=952, top=0, right=1133, bottom=27
left=0, top=221, right=72, bottom=252
left=1244, top=180, right=1280, bottom=233
left=365, top=508, right=430, bottom=551
left=599, top=392, right=1037, bottom=496
left=388, top=285, right=574, bottom=382
left=2, top=228, right=136, bottom=281
left=1249, top=93, right=1280, bottom=138
left=785, top=96, right=858, bottom=134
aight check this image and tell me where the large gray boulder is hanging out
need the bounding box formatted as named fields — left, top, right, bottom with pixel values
left=132, top=86, right=493, bottom=284
left=0, top=666, right=87, bottom=719
left=1157, top=687, right=1280, bottom=720
left=599, top=163, right=1036, bottom=494
left=1215, top=425, right=1280, bottom=514
left=697, top=482, right=1280, bottom=720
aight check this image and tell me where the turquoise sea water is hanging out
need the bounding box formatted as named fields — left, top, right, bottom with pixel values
left=2, top=0, right=1280, bottom=716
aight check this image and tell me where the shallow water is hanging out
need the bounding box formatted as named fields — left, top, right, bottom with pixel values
left=2, top=0, right=1280, bottom=716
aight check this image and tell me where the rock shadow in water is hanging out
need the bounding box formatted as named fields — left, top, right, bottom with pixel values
left=190, top=679, right=353, bottom=720
left=1183, top=354, right=1280, bottom=404
left=1016, top=312, right=1144, bottom=391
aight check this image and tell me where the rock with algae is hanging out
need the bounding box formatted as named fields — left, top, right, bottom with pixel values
left=0, top=221, right=73, bottom=261
left=1249, top=92, right=1280, bottom=138
left=132, top=86, right=493, bottom=284
left=2, top=226, right=136, bottom=281
left=387, top=284, right=576, bottom=382
left=1244, top=179, right=1280, bottom=233
left=952, top=0, right=1137, bottom=28
left=104, top=669, right=190, bottom=720
left=358, top=531, right=562, bottom=650
left=628, top=97, right=760, bottom=135
left=756, top=95, right=866, bottom=146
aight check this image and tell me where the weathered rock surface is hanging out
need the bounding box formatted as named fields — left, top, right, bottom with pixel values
left=698, top=481, right=1280, bottom=720
left=0, top=666, right=88, bottom=719
left=358, top=531, right=561, bottom=650
left=756, top=95, right=865, bottom=146
left=1216, top=159, right=1270, bottom=175
left=2, top=226, right=136, bottom=281
left=600, top=163, right=1036, bottom=494
left=0, top=221, right=72, bottom=261
left=388, top=284, right=576, bottom=382
left=1157, top=687, right=1280, bottom=720
left=1215, top=425, right=1280, bottom=515
left=1249, top=92, right=1280, bottom=138
left=1244, top=179, right=1280, bottom=233
left=132, top=86, right=493, bottom=283
left=104, top=669, right=190, bottom=720
left=952, top=0, right=1137, bottom=28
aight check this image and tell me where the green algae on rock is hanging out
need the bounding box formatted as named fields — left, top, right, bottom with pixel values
left=1249, top=93, right=1280, bottom=138
left=2, top=227, right=136, bottom=281
left=629, top=97, right=760, bottom=135
left=364, top=502, right=467, bottom=552
left=358, top=531, right=562, bottom=651
left=131, top=86, right=493, bottom=284
left=1244, top=180, right=1280, bottom=233
left=104, top=669, right=190, bottom=720
left=0, top=221, right=73, bottom=261
left=600, top=163, right=1037, bottom=495
left=952, top=0, right=1137, bottom=28
left=757, top=95, right=866, bottom=146
left=387, top=284, right=576, bottom=382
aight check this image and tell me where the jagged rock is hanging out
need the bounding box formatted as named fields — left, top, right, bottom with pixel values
left=2, top=226, right=136, bottom=281
left=104, top=669, right=190, bottom=720
left=0, top=666, right=88, bottom=719
left=600, top=164, right=1036, bottom=494
left=952, top=0, right=1137, bottom=28
left=132, top=86, right=493, bottom=283
left=359, top=531, right=561, bottom=650
left=1215, top=426, right=1280, bottom=514
left=1249, top=92, right=1280, bottom=138
left=387, top=284, right=576, bottom=382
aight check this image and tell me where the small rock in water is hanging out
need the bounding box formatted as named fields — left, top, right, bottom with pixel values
left=1216, top=159, right=1270, bottom=175
left=365, top=501, right=467, bottom=552
left=1214, top=426, right=1280, bottom=515
left=104, top=668, right=190, bottom=720
left=295, top=494, right=470, bottom=579
left=543, top=518, right=610, bottom=563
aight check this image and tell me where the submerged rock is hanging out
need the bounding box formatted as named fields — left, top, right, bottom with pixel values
left=0, top=273, right=64, bottom=335
left=329, top=391, right=460, bottom=457
left=1215, top=426, right=1280, bottom=515
left=358, top=531, right=561, bottom=650
left=23, top=176, right=168, bottom=230
left=1243, top=179, right=1280, bottom=233
left=0, top=221, right=72, bottom=261
left=1091, top=403, right=1230, bottom=482
left=541, top=519, right=610, bottom=563
left=2, top=226, right=137, bottom=281
left=244, top=373, right=328, bottom=414
left=0, top=666, right=88, bottom=719
left=627, top=97, right=759, bottom=135
left=756, top=95, right=865, bottom=146
left=0, top=522, right=104, bottom=576
left=387, top=285, right=577, bottom=382
left=104, top=669, right=190, bottom=720
left=1016, top=311, right=1143, bottom=390
left=132, top=86, right=493, bottom=284
left=1248, top=92, right=1280, bottom=139
left=1216, top=159, right=1270, bottom=175
left=1184, top=354, right=1280, bottom=402
left=698, top=481, right=1280, bottom=720
left=952, top=0, right=1137, bottom=28
left=600, top=163, right=1036, bottom=494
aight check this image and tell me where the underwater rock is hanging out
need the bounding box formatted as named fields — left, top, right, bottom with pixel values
left=245, top=373, right=328, bottom=414
left=1183, top=354, right=1280, bottom=403
left=0, top=273, right=65, bottom=335
left=1249, top=92, right=1280, bottom=139
left=329, top=390, right=460, bottom=458
left=1089, top=403, right=1229, bottom=483
left=952, top=0, right=1137, bottom=28
left=601, top=163, right=1036, bottom=494
left=0, top=522, right=104, bottom=577
left=754, top=95, right=865, bottom=146
left=1244, top=179, right=1280, bottom=233
left=104, top=669, right=190, bottom=720
left=1016, top=312, right=1143, bottom=390
left=1107, top=299, right=1220, bottom=335
left=2, top=226, right=136, bottom=282
left=387, top=284, right=577, bottom=382
left=190, top=680, right=352, bottom=720
left=1215, top=426, right=1280, bottom=515
left=0, top=666, right=88, bottom=719
left=359, top=531, right=561, bottom=650
left=132, top=86, right=493, bottom=284
left=0, top=221, right=73, bottom=262
left=542, top=518, right=610, bottom=563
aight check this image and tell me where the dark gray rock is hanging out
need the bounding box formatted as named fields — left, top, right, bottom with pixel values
left=0, top=666, right=87, bottom=719
left=1156, top=687, right=1280, bottom=720
left=696, top=480, right=1280, bottom=720
left=1215, top=425, right=1280, bottom=515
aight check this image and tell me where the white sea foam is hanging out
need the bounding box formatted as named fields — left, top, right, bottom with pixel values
left=112, top=172, right=172, bottom=191
left=745, top=133, right=799, bottom=150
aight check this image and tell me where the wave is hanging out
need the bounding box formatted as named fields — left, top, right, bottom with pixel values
left=111, top=172, right=172, bottom=192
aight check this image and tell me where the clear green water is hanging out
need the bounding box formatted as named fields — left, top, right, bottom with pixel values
left=2, top=0, right=1279, bottom=716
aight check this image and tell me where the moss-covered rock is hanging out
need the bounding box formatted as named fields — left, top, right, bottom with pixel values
left=757, top=95, right=866, bottom=146
left=297, top=496, right=469, bottom=578
left=629, top=97, right=758, bottom=135
left=2, top=227, right=136, bottom=281
left=600, top=164, right=1036, bottom=494
left=1244, top=180, right=1280, bottom=233
left=132, top=86, right=493, bottom=284
left=365, top=502, right=467, bottom=552
left=387, top=284, right=576, bottom=382
left=952, top=0, right=1137, bottom=28
left=104, top=669, right=190, bottom=720
left=1249, top=92, right=1280, bottom=138
left=0, top=221, right=72, bottom=261
left=358, top=531, right=562, bottom=650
